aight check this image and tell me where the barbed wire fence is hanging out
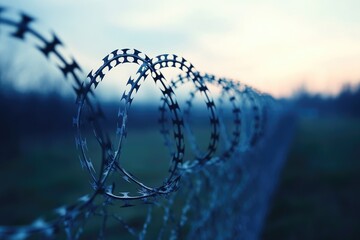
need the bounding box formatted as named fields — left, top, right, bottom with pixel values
left=0, top=6, right=295, bottom=240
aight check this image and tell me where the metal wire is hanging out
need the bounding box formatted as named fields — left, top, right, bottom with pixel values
left=0, top=6, right=293, bottom=239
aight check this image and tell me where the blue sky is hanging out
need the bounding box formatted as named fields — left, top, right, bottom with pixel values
left=1, top=0, right=360, bottom=97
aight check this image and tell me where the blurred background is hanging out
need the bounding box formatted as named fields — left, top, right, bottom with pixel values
left=0, top=0, right=359, bottom=239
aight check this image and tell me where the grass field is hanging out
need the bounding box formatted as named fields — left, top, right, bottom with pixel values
left=1, top=117, right=359, bottom=239
left=0, top=126, right=207, bottom=239
left=262, top=117, right=360, bottom=240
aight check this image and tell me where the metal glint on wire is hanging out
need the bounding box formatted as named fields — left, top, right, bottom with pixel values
left=0, top=6, right=293, bottom=240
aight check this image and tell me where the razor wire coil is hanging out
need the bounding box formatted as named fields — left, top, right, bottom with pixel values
left=0, top=6, right=291, bottom=240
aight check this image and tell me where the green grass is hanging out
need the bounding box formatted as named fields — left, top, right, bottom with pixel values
left=2, top=117, right=359, bottom=239
left=262, top=117, right=360, bottom=240
left=0, top=128, right=188, bottom=239
left=0, top=134, right=90, bottom=225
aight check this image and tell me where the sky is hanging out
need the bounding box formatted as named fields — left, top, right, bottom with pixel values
left=1, top=0, right=360, bottom=97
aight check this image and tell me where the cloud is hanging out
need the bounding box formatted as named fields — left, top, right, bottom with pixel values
left=106, top=1, right=192, bottom=30
left=177, top=2, right=360, bottom=96
left=1, top=0, right=360, bottom=97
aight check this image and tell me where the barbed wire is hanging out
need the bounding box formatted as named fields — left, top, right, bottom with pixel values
left=0, top=6, right=293, bottom=239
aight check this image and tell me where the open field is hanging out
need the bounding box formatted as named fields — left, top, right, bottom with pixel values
left=1, top=116, right=359, bottom=239
left=0, top=126, right=207, bottom=239
left=262, top=117, right=360, bottom=240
